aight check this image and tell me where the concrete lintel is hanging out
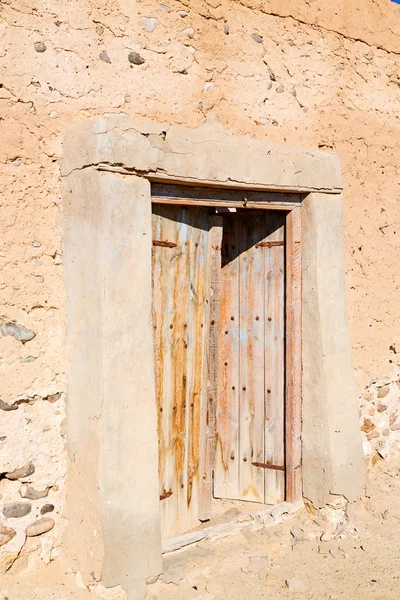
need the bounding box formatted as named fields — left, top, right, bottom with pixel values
left=301, top=192, right=366, bottom=507
left=62, top=115, right=343, bottom=195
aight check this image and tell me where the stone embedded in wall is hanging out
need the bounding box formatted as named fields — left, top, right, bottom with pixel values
left=3, top=502, right=32, bottom=519
left=20, top=485, right=50, bottom=500
left=34, top=41, right=46, bottom=53
left=0, top=552, right=19, bottom=573
left=361, top=419, right=375, bottom=433
left=44, top=392, right=62, bottom=403
left=183, top=28, right=195, bottom=39
left=26, top=517, right=55, bottom=537
left=0, top=322, right=36, bottom=343
left=141, top=17, right=159, bottom=32
left=378, top=386, right=390, bottom=398
left=128, top=52, right=145, bottom=65
left=251, top=33, right=263, bottom=43
left=19, top=356, right=37, bottom=364
left=40, top=504, right=54, bottom=515
left=0, top=524, right=16, bottom=547
left=99, top=51, right=111, bottom=64
left=0, top=398, right=18, bottom=412
left=359, top=375, right=400, bottom=463
left=5, top=462, right=35, bottom=480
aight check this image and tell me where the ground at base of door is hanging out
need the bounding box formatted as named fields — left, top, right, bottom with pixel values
left=1, top=457, right=399, bottom=600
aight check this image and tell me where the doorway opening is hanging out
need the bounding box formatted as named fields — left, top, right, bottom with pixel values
left=151, top=184, right=299, bottom=543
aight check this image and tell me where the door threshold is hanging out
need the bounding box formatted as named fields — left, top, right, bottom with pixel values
left=161, top=499, right=304, bottom=554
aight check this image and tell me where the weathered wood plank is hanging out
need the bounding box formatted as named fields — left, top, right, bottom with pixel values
left=285, top=207, right=302, bottom=503
left=214, top=214, right=241, bottom=500
left=263, top=212, right=285, bottom=504
left=152, top=205, right=215, bottom=540
left=198, top=216, right=223, bottom=521
left=151, top=183, right=302, bottom=208
left=239, top=212, right=265, bottom=502
left=185, top=208, right=211, bottom=530
left=153, top=205, right=187, bottom=541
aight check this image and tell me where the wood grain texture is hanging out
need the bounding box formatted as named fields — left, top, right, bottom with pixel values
left=264, top=213, right=285, bottom=504
left=152, top=204, right=214, bottom=539
left=151, top=183, right=302, bottom=208
left=239, top=212, right=266, bottom=502
left=214, top=214, right=241, bottom=500
left=285, top=207, right=303, bottom=503
left=198, top=216, right=223, bottom=520
left=152, top=205, right=184, bottom=541
left=214, top=210, right=286, bottom=505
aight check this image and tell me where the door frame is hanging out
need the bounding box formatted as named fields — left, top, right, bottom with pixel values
left=150, top=184, right=302, bottom=513
left=62, top=115, right=365, bottom=600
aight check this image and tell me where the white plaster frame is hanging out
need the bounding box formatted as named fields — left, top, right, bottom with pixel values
left=62, top=115, right=365, bottom=600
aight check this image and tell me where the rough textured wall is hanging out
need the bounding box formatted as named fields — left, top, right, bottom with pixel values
left=1, top=0, right=399, bottom=577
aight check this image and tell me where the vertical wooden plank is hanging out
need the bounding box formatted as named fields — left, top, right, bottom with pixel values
left=153, top=205, right=189, bottom=540
left=199, top=215, right=223, bottom=520
left=264, top=213, right=286, bottom=504
left=285, top=207, right=302, bottom=503
left=153, top=204, right=215, bottom=539
left=185, top=208, right=208, bottom=530
left=239, top=212, right=265, bottom=502
left=214, top=214, right=240, bottom=499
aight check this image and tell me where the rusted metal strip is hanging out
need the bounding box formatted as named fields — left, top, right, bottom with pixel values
left=255, top=241, right=284, bottom=248
left=252, top=462, right=285, bottom=471
left=153, top=240, right=177, bottom=248
left=160, top=489, right=173, bottom=501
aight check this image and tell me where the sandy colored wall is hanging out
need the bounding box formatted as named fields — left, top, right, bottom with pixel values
left=1, top=0, right=399, bottom=578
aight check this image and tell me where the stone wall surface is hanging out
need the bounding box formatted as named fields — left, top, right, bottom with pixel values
left=1, top=0, right=400, bottom=579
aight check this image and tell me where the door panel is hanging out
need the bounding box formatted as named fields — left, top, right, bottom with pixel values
left=152, top=204, right=217, bottom=540
left=239, top=212, right=266, bottom=502
left=214, top=215, right=240, bottom=499
left=264, top=214, right=285, bottom=503
left=215, top=210, right=286, bottom=505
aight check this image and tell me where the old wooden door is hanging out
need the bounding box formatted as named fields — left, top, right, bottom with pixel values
left=152, top=204, right=221, bottom=541
left=214, top=210, right=286, bottom=505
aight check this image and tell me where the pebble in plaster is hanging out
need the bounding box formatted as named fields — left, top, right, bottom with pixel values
left=251, top=33, right=263, bottom=43
left=34, top=41, right=46, bottom=53
left=99, top=51, right=111, bottom=64
left=0, top=322, right=36, bottom=343
left=3, top=502, right=31, bottom=519
left=26, top=517, right=55, bottom=537
left=0, top=525, right=16, bottom=547
left=20, top=485, right=50, bottom=500
left=5, top=462, right=35, bottom=480
left=0, top=399, right=18, bottom=412
left=359, top=375, right=400, bottom=464
left=128, top=52, right=145, bottom=65
left=141, top=17, right=159, bottom=32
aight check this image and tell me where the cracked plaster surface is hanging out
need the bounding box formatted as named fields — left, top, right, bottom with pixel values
left=1, top=0, right=400, bottom=578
